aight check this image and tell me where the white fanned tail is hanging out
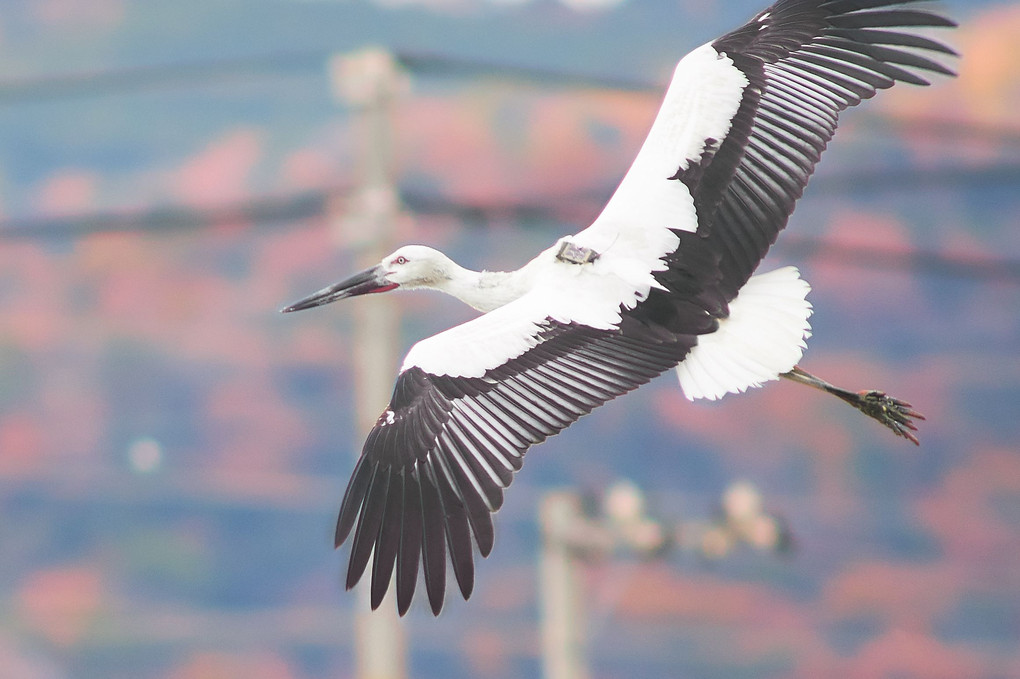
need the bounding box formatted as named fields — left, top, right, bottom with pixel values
left=677, top=267, right=812, bottom=401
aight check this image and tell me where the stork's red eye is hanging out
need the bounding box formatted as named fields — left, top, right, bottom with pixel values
left=395, top=256, right=408, bottom=265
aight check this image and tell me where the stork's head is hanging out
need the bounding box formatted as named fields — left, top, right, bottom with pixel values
left=281, top=245, right=455, bottom=313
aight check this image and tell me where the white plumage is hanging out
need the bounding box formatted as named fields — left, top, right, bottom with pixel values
left=588, top=44, right=746, bottom=242
left=677, top=266, right=812, bottom=400
left=283, top=0, right=954, bottom=615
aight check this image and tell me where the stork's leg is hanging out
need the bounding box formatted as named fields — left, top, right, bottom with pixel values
left=780, top=366, right=924, bottom=445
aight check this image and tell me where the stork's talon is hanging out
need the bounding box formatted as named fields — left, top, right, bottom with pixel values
left=781, top=367, right=926, bottom=445
left=842, top=390, right=925, bottom=446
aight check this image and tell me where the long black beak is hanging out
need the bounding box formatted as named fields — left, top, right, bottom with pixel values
left=280, top=265, right=397, bottom=313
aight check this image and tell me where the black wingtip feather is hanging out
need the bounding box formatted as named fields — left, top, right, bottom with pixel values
left=828, top=9, right=957, bottom=30
left=396, top=470, right=423, bottom=616
left=822, top=0, right=938, bottom=12
left=346, top=465, right=389, bottom=592
left=419, top=465, right=447, bottom=616
left=436, top=472, right=475, bottom=602
left=821, top=37, right=959, bottom=75
left=828, top=27, right=958, bottom=56
left=471, top=511, right=495, bottom=558
left=370, top=470, right=404, bottom=610
left=435, top=433, right=498, bottom=558
left=335, top=455, right=373, bottom=548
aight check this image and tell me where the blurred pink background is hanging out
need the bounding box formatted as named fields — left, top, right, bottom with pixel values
left=0, top=1, right=1018, bottom=678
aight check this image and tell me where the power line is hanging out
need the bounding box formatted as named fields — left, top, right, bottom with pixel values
left=0, top=50, right=654, bottom=104
left=2, top=49, right=1018, bottom=148
left=0, top=188, right=336, bottom=237
left=395, top=51, right=654, bottom=92
left=2, top=185, right=1018, bottom=284
left=0, top=49, right=652, bottom=105
left=401, top=162, right=1020, bottom=218
left=777, top=237, right=1020, bottom=282
left=5, top=161, right=1015, bottom=240
left=810, top=163, right=1020, bottom=194
left=0, top=51, right=330, bottom=104
left=1, top=160, right=1012, bottom=241
left=862, top=115, right=1020, bottom=147
left=403, top=190, right=1020, bottom=283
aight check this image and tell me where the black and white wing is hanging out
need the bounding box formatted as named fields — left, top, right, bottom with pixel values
left=580, top=0, right=956, bottom=300
left=693, top=0, right=955, bottom=298
left=338, top=307, right=696, bottom=615
left=673, top=0, right=950, bottom=295
left=570, top=0, right=955, bottom=399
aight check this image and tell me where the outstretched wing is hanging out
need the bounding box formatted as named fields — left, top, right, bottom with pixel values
left=337, top=317, right=694, bottom=615
left=582, top=0, right=956, bottom=300
left=692, top=0, right=956, bottom=298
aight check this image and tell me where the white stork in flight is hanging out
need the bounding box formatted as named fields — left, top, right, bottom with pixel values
left=283, top=0, right=955, bottom=615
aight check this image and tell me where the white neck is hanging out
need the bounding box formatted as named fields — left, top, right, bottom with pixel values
left=434, top=264, right=531, bottom=313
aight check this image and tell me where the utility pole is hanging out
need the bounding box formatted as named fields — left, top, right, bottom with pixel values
left=538, top=484, right=661, bottom=679
left=538, top=481, right=789, bottom=678
left=329, top=48, right=409, bottom=679
left=539, top=492, right=603, bottom=679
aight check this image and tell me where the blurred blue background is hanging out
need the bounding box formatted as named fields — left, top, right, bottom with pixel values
left=1, top=1, right=1018, bottom=677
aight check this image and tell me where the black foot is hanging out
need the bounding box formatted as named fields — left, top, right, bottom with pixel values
left=843, top=390, right=925, bottom=446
